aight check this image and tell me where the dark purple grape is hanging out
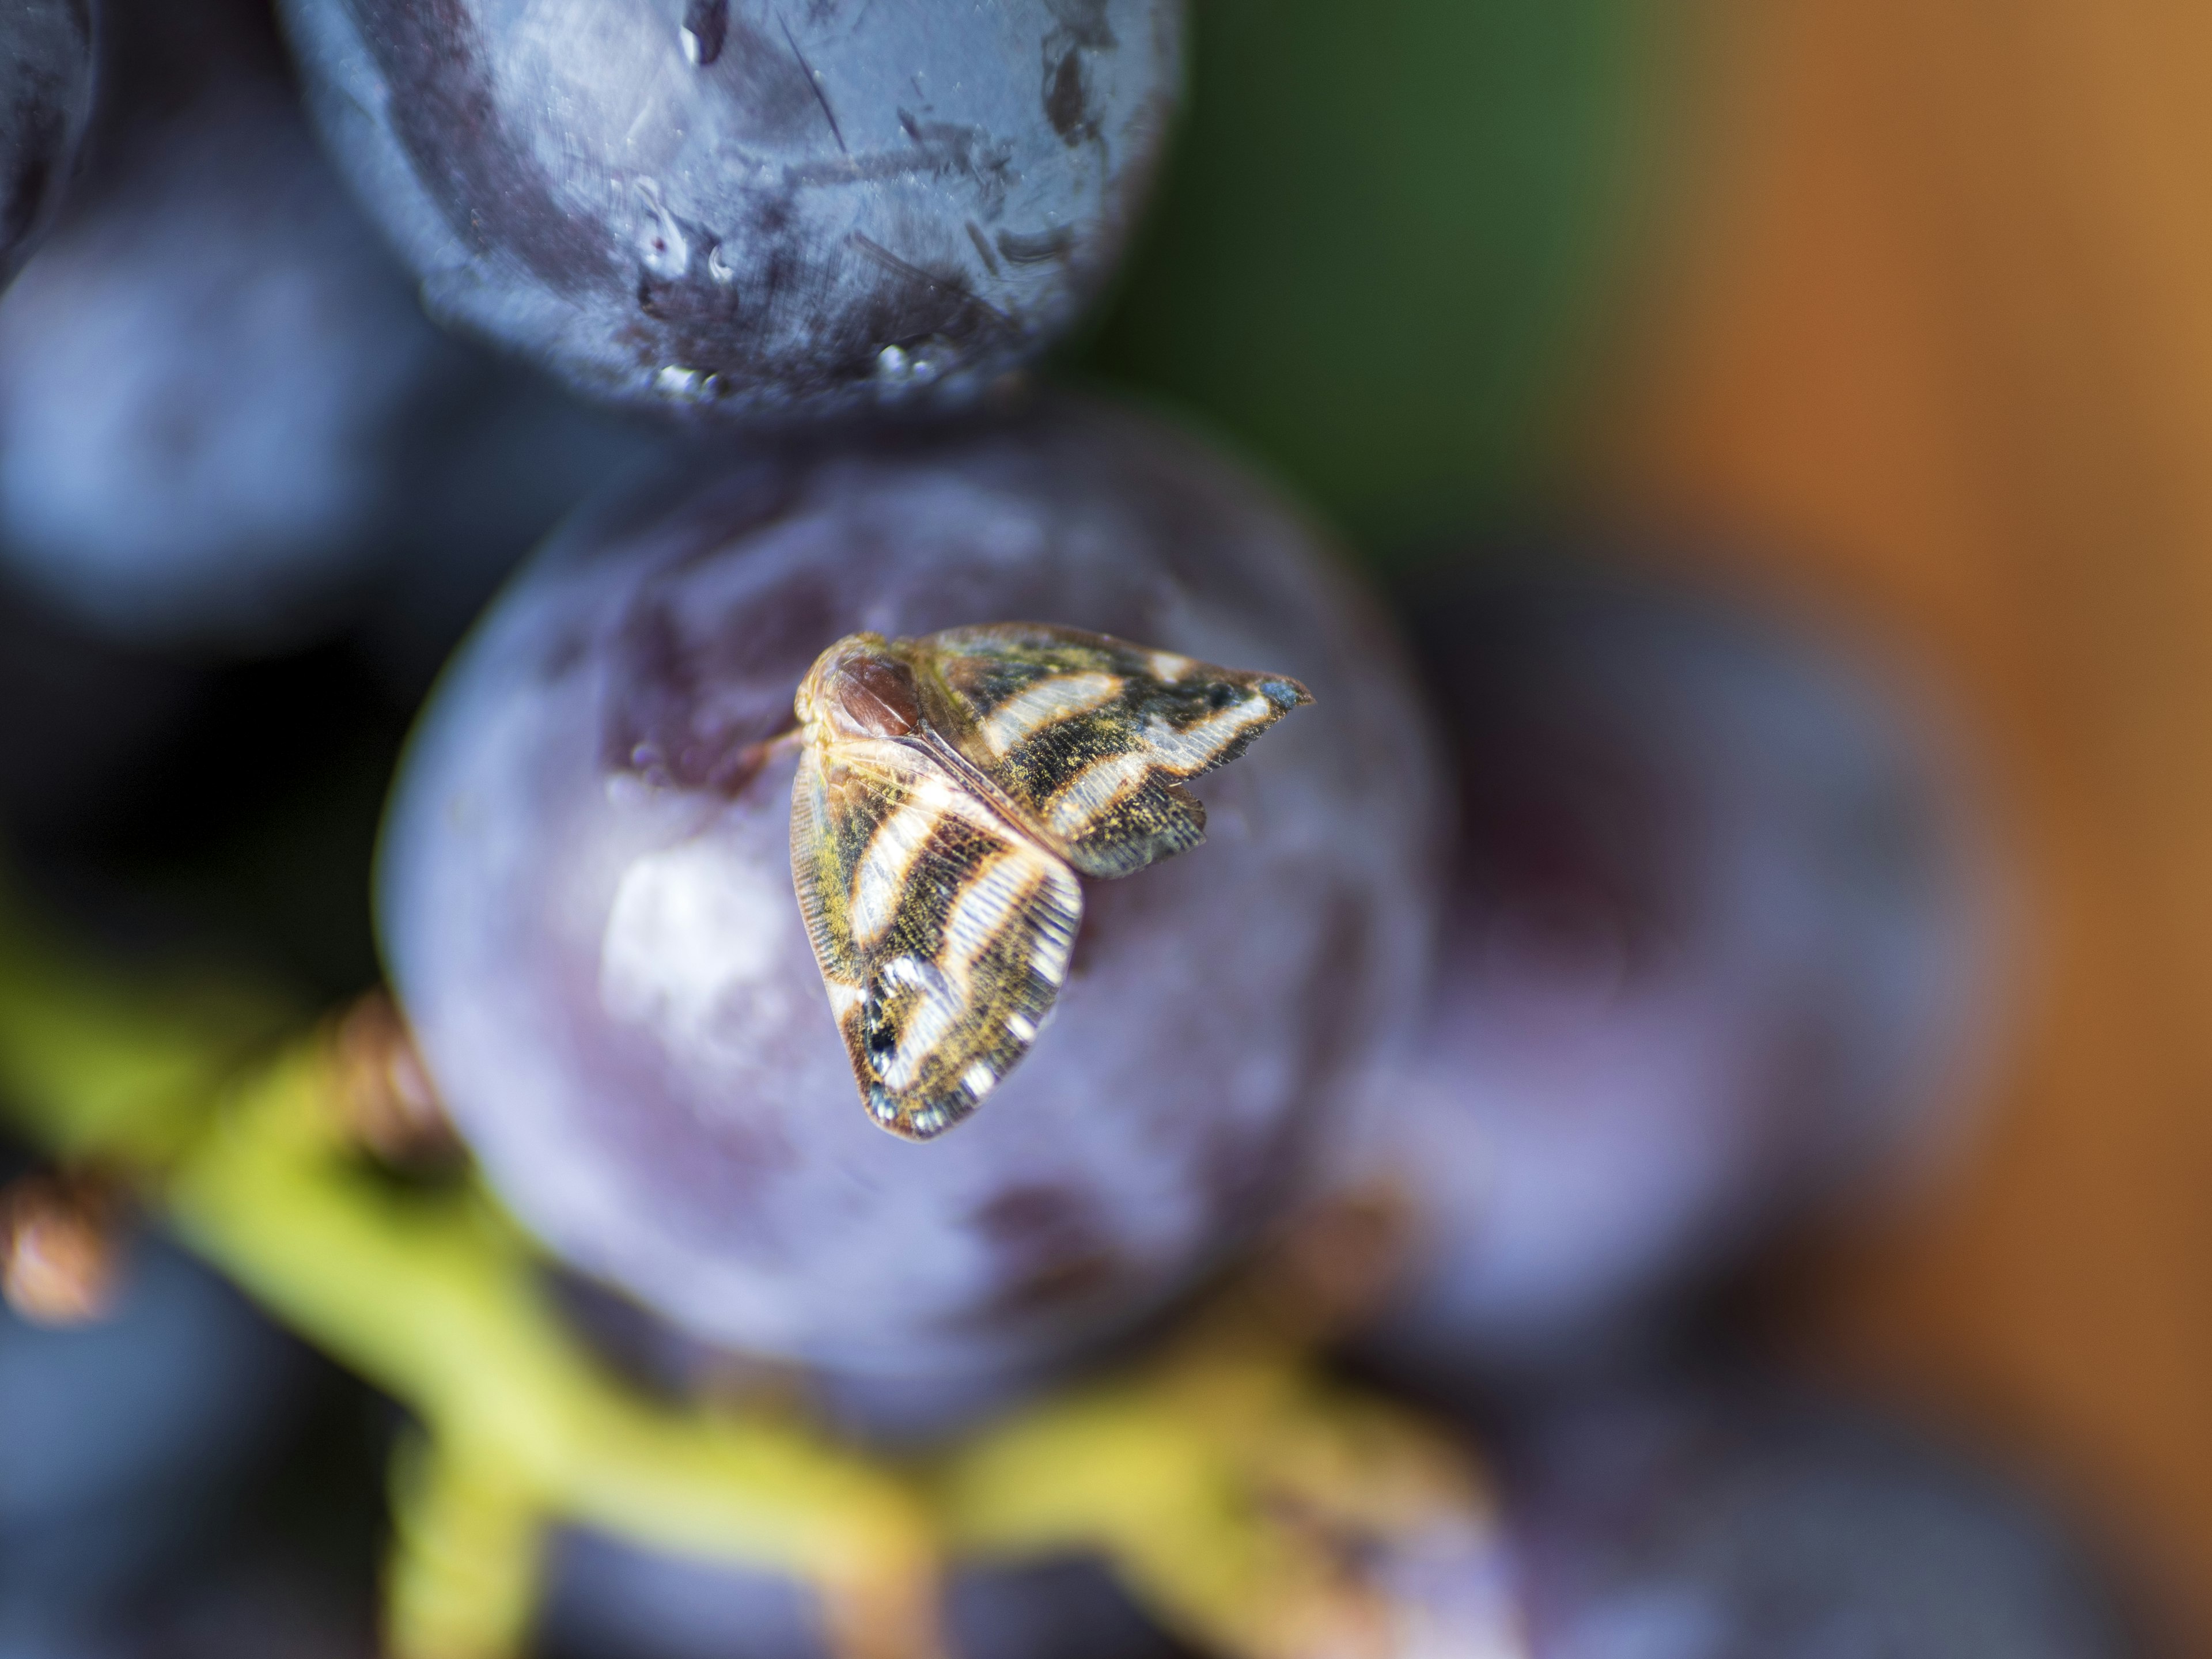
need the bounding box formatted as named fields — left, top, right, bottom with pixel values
left=378, top=393, right=1444, bottom=1377
left=104, top=1553, right=378, bottom=1659
left=0, top=72, right=449, bottom=644
left=0, top=0, right=93, bottom=293
left=1353, top=571, right=1998, bottom=1375
left=1499, top=1369, right=2152, bottom=1659
left=0, top=1220, right=309, bottom=1645
left=278, top=0, right=1185, bottom=420
left=544, top=1536, right=1188, bottom=1659
left=0, top=0, right=662, bottom=652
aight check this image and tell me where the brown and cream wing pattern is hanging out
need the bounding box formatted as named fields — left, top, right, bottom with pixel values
left=791, top=731, right=1082, bottom=1141
left=909, top=623, right=1313, bottom=880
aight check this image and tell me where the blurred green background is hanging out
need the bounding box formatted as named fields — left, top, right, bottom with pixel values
left=1088, top=0, right=1668, bottom=555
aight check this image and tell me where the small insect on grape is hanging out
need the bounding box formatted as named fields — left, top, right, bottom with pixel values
left=789, top=623, right=1312, bottom=1139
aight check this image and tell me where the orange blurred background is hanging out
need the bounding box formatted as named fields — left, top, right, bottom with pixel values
left=1584, top=2, right=2212, bottom=1644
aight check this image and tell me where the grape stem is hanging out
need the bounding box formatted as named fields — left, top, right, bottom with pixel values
left=0, top=873, right=1521, bottom=1659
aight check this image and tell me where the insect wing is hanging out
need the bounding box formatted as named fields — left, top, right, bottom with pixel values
left=791, top=733, right=1082, bottom=1140
left=914, top=624, right=1312, bottom=880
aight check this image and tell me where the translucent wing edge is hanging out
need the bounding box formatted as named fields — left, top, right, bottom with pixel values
left=790, top=744, right=869, bottom=1051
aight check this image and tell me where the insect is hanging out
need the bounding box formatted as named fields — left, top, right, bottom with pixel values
left=789, top=623, right=1312, bottom=1139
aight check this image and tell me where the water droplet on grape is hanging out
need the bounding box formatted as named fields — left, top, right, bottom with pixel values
left=654, top=365, right=715, bottom=401
left=874, top=343, right=945, bottom=387
left=279, top=0, right=1186, bottom=416
left=679, top=0, right=729, bottom=66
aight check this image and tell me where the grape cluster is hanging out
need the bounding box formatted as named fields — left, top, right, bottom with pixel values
left=0, top=2, right=2142, bottom=1657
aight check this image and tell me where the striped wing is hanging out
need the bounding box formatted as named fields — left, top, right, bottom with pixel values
left=911, top=623, right=1313, bottom=880
left=791, top=732, right=1082, bottom=1140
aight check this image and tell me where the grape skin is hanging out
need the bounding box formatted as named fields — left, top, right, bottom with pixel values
left=378, top=393, right=1444, bottom=1379
left=0, top=0, right=93, bottom=293
left=0, top=0, right=666, bottom=653
left=0, top=68, right=453, bottom=645
left=280, top=0, right=1187, bottom=421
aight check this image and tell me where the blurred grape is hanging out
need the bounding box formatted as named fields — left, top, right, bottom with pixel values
left=379, top=392, right=1444, bottom=1380
left=543, top=1539, right=1187, bottom=1659
left=0, top=0, right=94, bottom=293
left=112, top=1554, right=377, bottom=1659
left=281, top=0, right=1185, bottom=421
left=1353, top=568, right=1996, bottom=1374
left=0, top=0, right=662, bottom=655
left=1498, top=1369, right=2153, bottom=1659
left=0, top=69, right=446, bottom=647
left=0, top=1206, right=309, bottom=1652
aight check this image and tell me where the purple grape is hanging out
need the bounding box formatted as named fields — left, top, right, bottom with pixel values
left=0, top=1219, right=309, bottom=1644
left=543, top=1536, right=1188, bottom=1659
left=0, top=0, right=93, bottom=293
left=1499, top=1369, right=2151, bottom=1659
left=1354, top=571, right=1998, bottom=1375
left=378, top=393, right=1444, bottom=1378
left=278, top=0, right=1185, bottom=419
left=0, top=69, right=448, bottom=644
left=0, top=0, right=662, bottom=653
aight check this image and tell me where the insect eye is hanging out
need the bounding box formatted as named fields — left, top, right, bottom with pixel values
left=827, top=654, right=922, bottom=738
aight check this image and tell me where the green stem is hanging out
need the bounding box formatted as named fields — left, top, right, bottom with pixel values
left=0, top=877, right=1509, bottom=1659
left=0, top=879, right=942, bottom=1658
left=386, top=1429, right=545, bottom=1659
left=0, top=876, right=294, bottom=1162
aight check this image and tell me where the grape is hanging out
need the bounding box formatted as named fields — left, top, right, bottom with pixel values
left=0, top=0, right=94, bottom=293
left=544, top=1535, right=1187, bottom=1659
left=278, top=0, right=1186, bottom=420
left=378, top=393, right=1444, bottom=1379
left=1353, top=571, right=1995, bottom=1375
left=1501, top=1369, right=2149, bottom=1659
left=0, top=1211, right=309, bottom=1646
left=0, top=0, right=662, bottom=652
left=0, top=55, right=449, bottom=644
